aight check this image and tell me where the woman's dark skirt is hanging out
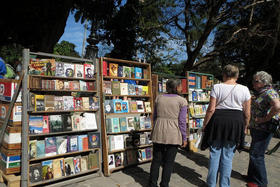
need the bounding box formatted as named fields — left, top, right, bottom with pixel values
left=201, top=109, right=245, bottom=151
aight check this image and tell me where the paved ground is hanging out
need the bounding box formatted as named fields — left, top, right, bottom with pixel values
left=65, top=135, right=280, bottom=187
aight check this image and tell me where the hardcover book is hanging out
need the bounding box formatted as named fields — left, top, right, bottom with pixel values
left=81, top=156, right=88, bottom=172
left=104, top=100, right=114, bottom=113
left=106, top=118, right=112, bottom=133
left=103, top=81, right=112, bottom=95
left=74, top=97, right=83, bottom=110
left=121, top=100, right=129, bottom=113
left=118, top=65, right=123, bottom=77
left=29, top=115, right=43, bottom=134
left=69, top=81, right=80, bottom=91
left=80, top=113, right=97, bottom=130
left=53, top=158, right=62, bottom=179
left=73, top=156, right=81, bottom=174
left=82, top=97, right=89, bottom=110
left=36, top=140, right=45, bottom=158
left=68, top=135, right=78, bottom=152
left=86, top=81, right=95, bottom=90
left=119, top=117, right=128, bottom=132
left=88, top=132, right=100, bottom=149
left=49, top=115, right=63, bottom=132
left=35, top=95, right=45, bottom=111
left=64, top=81, right=70, bottom=90
left=123, top=66, right=131, bottom=78
left=64, top=63, right=75, bottom=77
left=62, top=114, right=72, bottom=131
left=45, top=137, right=57, bottom=156
left=142, top=86, right=149, bottom=95
left=78, top=135, right=88, bottom=151
left=143, top=69, right=148, bottom=79
left=42, top=160, right=54, bottom=180
left=88, top=152, right=99, bottom=169
left=145, top=147, right=152, bottom=159
left=144, top=116, right=152, bottom=129
left=56, top=136, right=68, bottom=154
left=54, top=96, right=64, bottom=110
left=134, top=67, right=142, bottom=79
left=74, top=64, right=84, bottom=78
left=44, top=95, right=55, bottom=111
left=134, top=116, right=140, bottom=130
left=114, top=153, right=123, bottom=167
left=108, top=154, right=115, bottom=170
left=29, top=140, right=37, bottom=159
left=84, top=63, right=94, bottom=78
left=130, top=67, right=135, bottom=78
left=128, top=84, right=136, bottom=95
left=71, top=113, right=81, bottom=131
left=55, top=80, right=64, bottom=90
left=28, top=93, right=36, bottom=111
left=129, top=100, right=138, bottom=113
left=102, top=60, right=108, bottom=76
left=136, top=100, right=145, bottom=113
left=42, top=116, right=49, bottom=133
left=113, top=99, right=122, bottom=113
left=29, top=58, right=51, bottom=75
left=111, top=81, right=120, bottom=95
left=79, top=80, right=87, bottom=91
left=139, top=116, right=146, bottom=129
left=89, top=96, right=99, bottom=110
left=55, top=61, right=64, bottom=77
left=126, top=117, right=135, bottom=131
left=64, top=157, right=75, bottom=176
left=120, top=83, right=128, bottom=95
left=111, top=118, right=120, bottom=133
left=144, top=102, right=152, bottom=113
left=44, top=59, right=56, bottom=76
left=29, top=163, right=42, bottom=183
left=63, top=96, right=74, bottom=111
left=109, top=63, right=118, bottom=77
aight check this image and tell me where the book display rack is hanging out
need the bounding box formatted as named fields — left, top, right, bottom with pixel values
left=186, top=71, right=214, bottom=152
left=99, top=57, right=153, bottom=176
left=21, top=49, right=102, bottom=186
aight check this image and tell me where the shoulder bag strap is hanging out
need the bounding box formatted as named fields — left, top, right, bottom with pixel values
left=216, top=84, right=238, bottom=107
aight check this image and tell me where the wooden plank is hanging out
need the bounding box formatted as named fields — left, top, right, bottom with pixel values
left=103, top=76, right=150, bottom=81
left=29, top=74, right=96, bottom=81
left=103, top=57, right=150, bottom=67
left=0, top=170, right=21, bottom=187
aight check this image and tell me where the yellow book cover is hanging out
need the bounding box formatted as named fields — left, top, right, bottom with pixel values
left=35, top=95, right=45, bottom=111
left=142, top=86, right=149, bottom=95
left=109, top=63, right=118, bottom=77
left=53, top=158, right=62, bottom=179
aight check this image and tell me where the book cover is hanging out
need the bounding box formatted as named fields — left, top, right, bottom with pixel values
left=139, top=116, right=146, bottom=129
left=64, top=63, right=75, bottom=77
left=88, top=132, right=100, bottom=149
left=108, top=154, right=115, bottom=170
left=68, top=135, right=78, bottom=152
left=29, top=140, right=37, bottom=159
left=113, top=99, right=122, bottom=113
left=106, top=118, right=112, bottom=133
left=44, top=59, right=56, bottom=76
left=29, top=115, right=43, bottom=134
left=134, top=116, right=140, bottom=130
left=44, top=95, right=55, bottom=111
left=142, top=86, right=149, bottom=95
left=86, top=81, right=95, bottom=90
left=49, top=115, right=63, bottom=132
left=144, top=102, right=152, bottom=113
left=130, top=67, right=135, bottom=78
left=103, top=80, right=112, bottom=95
left=136, top=100, right=145, bottom=113
left=123, top=66, right=131, bottom=78
left=42, top=160, right=54, bottom=180
left=118, top=65, right=123, bottom=77
left=128, top=84, right=136, bottom=95
left=64, top=157, right=75, bottom=176
left=88, top=152, right=99, bottom=169
left=61, top=114, right=72, bottom=131
left=29, top=163, right=42, bottom=183
left=89, top=96, right=99, bottom=110
left=55, top=80, right=64, bottom=90
left=138, top=149, right=144, bottom=161
left=134, top=67, right=142, bottom=79
left=111, top=117, right=120, bottom=133
left=102, top=61, right=108, bottom=76
left=129, top=100, right=138, bottom=112
left=56, top=136, right=68, bottom=154
left=80, top=112, right=97, bottom=130
left=104, top=100, right=114, bottom=113
left=78, top=135, right=88, bottom=151
left=81, top=156, right=88, bottom=172
left=82, top=136, right=89, bottom=150
left=74, top=97, right=83, bottom=110
left=144, top=116, right=152, bottom=129
left=143, top=69, right=148, bottom=79
left=114, top=153, right=123, bottom=167
left=79, top=80, right=87, bottom=91
left=45, top=137, right=57, bottom=156
left=42, top=116, right=49, bottom=133
left=82, top=97, right=89, bottom=110
left=55, top=61, right=64, bottom=77
left=181, top=79, right=187, bottom=93
left=73, top=156, right=81, bottom=174
left=54, top=96, right=64, bottom=111
left=196, top=75, right=201, bottom=89
left=119, top=117, right=128, bottom=132
left=145, top=147, right=152, bottom=159
left=144, top=132, right=152, bottom=144
left=53, top=158, right=62, bottom=179
left=60, top=159, right=65, bottom=176
left=74, top=64, right=84, bottom=78
left=137, top=85, right=143, bottom=95
left=111, top=81, right=120, bottom=95
left=71, top=113, right=81, bottom=131
left=120, top=83, right=128, bottom=95
left=63, top=96, right=74, bottom=111
left=141, top=149, right=146, bottom=160
left=36, top=140, right=45, bottom=158
left=35, top=95, right=45, bottom=111
left=29, top=58, right=50, bottom=75
left=126, top=117, right=135, bottom=131
left=84, top=63, right=94, bottom=78
left=28, top=93, right=36, bottom=111
left=121, top=100, right=129, bottom=113
left=64, top=81, right=69, bottom=90
left=140, top=133, right=146, bottom=145
left=109, top=63, right=118, bottom=77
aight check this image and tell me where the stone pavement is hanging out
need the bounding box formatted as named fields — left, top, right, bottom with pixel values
left=66, top=136, right=280, bottom=187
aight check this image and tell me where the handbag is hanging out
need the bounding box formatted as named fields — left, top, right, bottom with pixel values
left=267, top=118, right=280, bottom=133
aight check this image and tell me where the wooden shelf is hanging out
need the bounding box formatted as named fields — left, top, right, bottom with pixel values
left=105, top=112, right=152, bottom=116
left=105, top=94, right=151, bottom=98
left=29, top=88, right=97, bottom=93
left=109, top=158, right=152, bottom=173
left=29, top=167, right=100, bottom=186
left=107, top=128, right=152, bottom=135
left=103, top=76, right=150, bottom=82
left=103, top=57, right=150, bottom=67
left=28, top=109, right=99, bottom=114
left=29, top=74, right=97, bottom=81
left=29, top=148, right=100, bottom=162
left=108, top=144, right=152, bottom=154
left=29, top=129, right=98, bottom=137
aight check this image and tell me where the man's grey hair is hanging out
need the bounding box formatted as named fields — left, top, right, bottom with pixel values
left=254, top=71, right=272, bottom=86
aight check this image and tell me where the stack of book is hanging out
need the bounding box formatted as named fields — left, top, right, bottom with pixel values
left=104, top=99, right=151, bottom=114
left=104, top=80, right=149, bottom=96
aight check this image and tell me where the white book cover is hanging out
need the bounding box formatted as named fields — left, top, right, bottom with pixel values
left=63, top=96, right=74, bottom=111
left=64, top=63, right=75, bottom=77
left=80, top=113, right=97, bottom=130
left=139, top=116, right=146, bottom=129
left=114, top=135, right=124, bottom=150
left=126, top=117, right=135, bottom=131
left=136, top=100, right=145, bottom=113
left=108, top=154, right=115, bottom=170
left=74, top=64, right=84, bottom=78
left=120, top=83, right=128, bottom=95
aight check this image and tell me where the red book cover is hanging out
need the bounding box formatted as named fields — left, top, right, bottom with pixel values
left=103, top=61, right=108, bottom=76
left=201, top=75, right=207, bottom=89
left=181, top=79, right=187, bottom=93
left=43, top=115, right=49, bottom=133
left=74, top=97, right=83, bottom=110
left=86, top=82, right=95, bottom=91
left=82, top=137, right=89, bottom=150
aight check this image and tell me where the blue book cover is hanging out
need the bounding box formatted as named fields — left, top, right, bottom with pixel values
left=121, top=100, right=129, bottom=113
left=36, top=140, right=45, bottom=158
left=113, top=99, right=123, bottom=113
left=112, top=117, right=120, bottom=133
left=29, top=115, right=43, bottom=134
left=69, top=135, right=78, bottom=152
left=87, top=132, right=100, bottom=149
left=134, top=67, right=142, bottom=79
left=78, top=135, right=88, bottom=151
left=118, top=65, right=123, bottom=77
left=119, top=117, right=127, bottom=132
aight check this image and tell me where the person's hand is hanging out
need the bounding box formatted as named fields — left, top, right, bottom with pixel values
left=181, top=140, right=188, bottom=148
left=244, top=125, right=249, bottom=134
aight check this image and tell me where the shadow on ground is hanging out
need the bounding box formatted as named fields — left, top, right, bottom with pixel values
left=122, top=166, right=150, bottom=186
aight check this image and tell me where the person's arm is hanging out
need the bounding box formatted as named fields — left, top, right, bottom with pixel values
left=256, top=98, right=280, bottom=124
left=243, top=98, right=251, bottom=134
left=202, top=96, right=216, bottom=130
left=178, top=105, right=188, bottom=147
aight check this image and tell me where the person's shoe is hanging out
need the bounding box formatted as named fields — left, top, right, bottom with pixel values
left=247, top=182, right=259, bottom=187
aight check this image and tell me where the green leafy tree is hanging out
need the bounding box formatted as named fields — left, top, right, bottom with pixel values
left=53, top=40, right=80, bottom=58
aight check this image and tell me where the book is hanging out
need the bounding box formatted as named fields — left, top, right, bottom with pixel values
left=103, top=80, right=112, bottom=95
left=73, top=156, right=81, bottom=173
left=56, top=136, right=68, bottom=154
left=102, top=61, right=108, bottom=76
left=121, top=100, right=129, bottom=113
left=29, top=140, right=37, bottom=159
left=113, top=99, right=122, bottom=113
left=71, top=113, right=81, bottom=131
left=108, top=154, right=115, bottom=170
left=78, top=135, right=88, bottom=151
left=134, top=116, right=140, bottom=130
left=29, top=163, right=42, bottom=183
left=44, top=95, right=55, bottom=111
left=89, top=96, right=99, bottom=110
left=128, top=84, right=136, bottom=95
left=88, top=132, right=100, bottom=149
left=60, top=159, right=65, bottom=176
left=144, top=102, right=152, bottom=113
left=140, top=134, right=146, bottom=145
left=120, top=83, right=128, bottom=95
left=78, top=80, right=87, bottom=91
left=54, top=96, right=64, bottom=110
left=143, top=69, right=148, bottom=79
left=42, top=116, right=49, bottom=133
left=104, top=100, right=114, bottom=113
left=28, top=93, right=36, bottom=111
left=144, top=132, right=152, bottom=144
left=129, top=100, right=138, bottom=112
left=68, top=135, right=78, bottom=152
left=144, top=116, right=152, bottom=129
left=142, top=86, right=149, bottom=95
left=42, top=160, right=54, bottom=180
left=35, top=95, right=45, bottom=111
left=86, top=81, right=95, bottom=90
left=134, top=67, right=142, bottom=79
left=118, top=65, right=123, bottom=77
left=53, top=158, right=62, bottom=179
left=82, top=97, right=89, bottom=110
left=64, top=63, right=75, bottom=77
left=106, top=118, right=112, bottom=133
left=82, top=136, right=89, bottom=150
left=80, top=112, right=97, bottom=130
left=45, top=137, right=57, bottom=156
left=181, top=79, right=187, bottom=93
left=112, top=118, right=120, bottom=133
left=136, top=100, right=145, bottom=112
left=64, top=81, right=69, bottom=90
left=62, top=114, right=72, bottom=131
left=119, top=117, right=128, bottom=132
left=55, top=80, right=64, bottom=90
left=29, top=58, right=51, bottom=75
left=74, top=97, right=83, bottom=110
left=130, top=67, right=135, bottom=78
left=44, top=59, right=56, bottom=76
left=139, top=116, right=146, bottom=129
left=84, top=63, right=94, bottom=78
left=63, top=96, right=74, bottom=111
left=109, top=63, right=118, bottom=77
left=114, top=153, right=123, bottom=167
left=123, top=66, right=131, bottom=78
left=69, top=81, right=80, bottom=91
left=74, top=64, right=84, bottom=78
left=29, top=115, right=43, bottom=134
left=81, top=156, right=88, bottom=172
left=55, top=61, right=64, bottom=77
left=126, top=150, right=137, bottom=165
left=36, top=140, right=45, bottom=158
left=88, top=151, right=99, bottom=169
left=126, top=117, right=135, bottom=131
left=49, top=115, right=63, bottom=132
left=145, top=147, right=152, bottom=159
left=111, top=81, right=120, bottom=95
left=64, top=157, right=75, bottom=176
